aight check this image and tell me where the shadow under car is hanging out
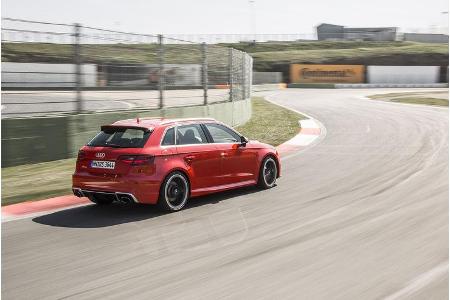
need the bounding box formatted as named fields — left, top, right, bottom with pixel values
left=32, top=185, right=265, bottom=228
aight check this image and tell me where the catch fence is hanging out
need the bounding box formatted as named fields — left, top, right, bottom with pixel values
left=1, top=18, right=253, bottom=117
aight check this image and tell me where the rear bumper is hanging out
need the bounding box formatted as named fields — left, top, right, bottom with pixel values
left=72, top=188, right=139, bottom=204
left=72, top=172, right=160, bottom=204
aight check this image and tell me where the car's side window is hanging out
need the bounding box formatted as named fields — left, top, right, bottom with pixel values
left=161, top=127, right=175, bottom=146
left=205, top=123, right=240, bottom=143
left=176, top=124, right=208, bottom=145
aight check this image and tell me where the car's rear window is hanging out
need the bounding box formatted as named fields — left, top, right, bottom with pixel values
left=88, top=127, right=151, bottom=148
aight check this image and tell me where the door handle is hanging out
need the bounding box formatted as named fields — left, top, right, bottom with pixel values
left=220, top=152, right=227, bottom=157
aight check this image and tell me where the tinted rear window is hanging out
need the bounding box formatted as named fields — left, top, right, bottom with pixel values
left=88, top=127, right=151, bottom=148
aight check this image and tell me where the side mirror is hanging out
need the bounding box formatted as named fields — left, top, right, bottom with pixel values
left=240, top=136, right=249, bottom=147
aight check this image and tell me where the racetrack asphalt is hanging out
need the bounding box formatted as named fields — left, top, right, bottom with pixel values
left=2, top=88, right=448, bottom=299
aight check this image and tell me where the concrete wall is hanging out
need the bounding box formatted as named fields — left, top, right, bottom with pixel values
left=2, top=62, right=203, bottom=88
left=2, top=99, right=252, bottom=167
left=403, top=33, right=449, bottom=43
left=367, top=66, right=440, bottom=84
left=252, top=72, right=283, bottom=84
left=2, top=62, right=97, bottom=88
left=102, top=64, right=202, bottom=87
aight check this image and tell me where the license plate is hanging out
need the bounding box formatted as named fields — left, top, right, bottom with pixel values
left=90, top=160, right=115, bottom=169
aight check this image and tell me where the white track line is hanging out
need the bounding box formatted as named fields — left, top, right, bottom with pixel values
left=383, top=262, right=449, bottom=300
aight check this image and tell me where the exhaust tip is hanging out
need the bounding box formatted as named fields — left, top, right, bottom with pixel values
left=72, top=188, right=84, bottom=198
left=116, top=193, right=133, bottom=204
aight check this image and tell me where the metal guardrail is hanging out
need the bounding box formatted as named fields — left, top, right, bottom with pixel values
left=1, top=18, right=253, bottom=117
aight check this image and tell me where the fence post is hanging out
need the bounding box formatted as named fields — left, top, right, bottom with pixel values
left=73, top=23, right=82, bottom=113
left=241, top=52, right=246, bottom=100
left=201, top=42, right=208, bottom=105
left=248, top=56, right=253, bottom=98
left=228, top=48, right=233, bottom=102
left=158, top=34, right=164, bottom=109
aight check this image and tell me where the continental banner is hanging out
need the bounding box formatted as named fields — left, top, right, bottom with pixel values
left=290, top=64, right=365, bottom=83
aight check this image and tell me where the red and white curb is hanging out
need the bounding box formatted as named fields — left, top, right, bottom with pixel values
left=2, top=195, right=90, bottom=222
left=262, top=92, right=326, bottom=157
left=276, top=118, right=323, bottom=156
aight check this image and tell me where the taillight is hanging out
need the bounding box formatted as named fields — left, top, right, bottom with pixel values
left=118, top=155, right=154, bottom=166
left=77, top=150, right=86, bottom=161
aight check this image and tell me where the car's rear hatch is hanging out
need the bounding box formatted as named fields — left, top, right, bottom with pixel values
left=76, top=125, right=154, bottom=176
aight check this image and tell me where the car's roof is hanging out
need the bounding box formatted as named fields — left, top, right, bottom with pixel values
left=110, top=117, right=217, bottom=129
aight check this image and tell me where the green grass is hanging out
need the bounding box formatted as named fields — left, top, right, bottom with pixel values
left=2, top=43, right=207, bottom=64
left=2, top=158, right=76, bottom=206
left=389, top=97, right=449, bottom=106
left=251, top=43, right=447, bottom=61
left=222, top=41, right=423, bottom=52
left=223, top=41, right=448, bottom=69
left=1, top=97, right=305, bottom=206
left=236, top=97, right=306, bottom=146
left=2, top=41, right=447, bottom=69
left=368, top=91, right=449, bottom=107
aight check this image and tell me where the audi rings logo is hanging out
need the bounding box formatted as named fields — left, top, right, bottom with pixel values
left=95, top=152, right=105, bottom=159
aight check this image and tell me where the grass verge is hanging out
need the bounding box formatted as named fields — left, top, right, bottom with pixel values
left=2, top=97, right=305, bottom=206
left=3, top=41, right=447, bottom=69
left=236, top=97, right=306, bottom=146
left=2, top=158, right=76, bottom=206
left=368, top=91, right=449, bottom=107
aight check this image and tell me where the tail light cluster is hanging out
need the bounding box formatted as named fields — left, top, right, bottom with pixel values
left=118, top=155, right=154, bottom=166
left=77, top=150, right=86, bottom=161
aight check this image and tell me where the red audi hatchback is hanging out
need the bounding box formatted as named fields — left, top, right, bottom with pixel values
left=73, top=117, right=280, bottom=211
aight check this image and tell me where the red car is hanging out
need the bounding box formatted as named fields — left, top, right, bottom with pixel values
left=72, top=117, right=280, bottom=211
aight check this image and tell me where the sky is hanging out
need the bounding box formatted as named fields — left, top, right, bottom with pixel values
left=2, top=0, right=449, bottom=35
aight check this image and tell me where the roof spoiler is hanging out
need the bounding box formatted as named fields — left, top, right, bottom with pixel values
left=100, top=125, right=151, bottom=133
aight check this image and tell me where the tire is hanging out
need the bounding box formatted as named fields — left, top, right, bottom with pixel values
left=158, top=171, right=190, bottom=212
left=258, top=156, right=278, bottom=189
